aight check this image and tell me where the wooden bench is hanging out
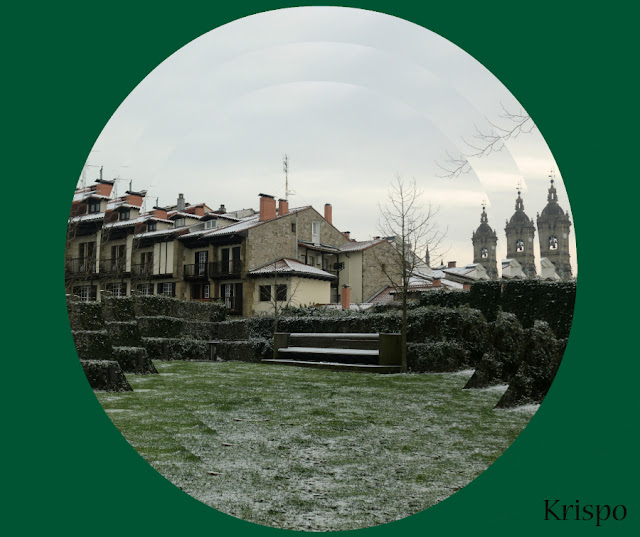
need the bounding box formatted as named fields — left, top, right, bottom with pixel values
left=262, top=332, right=402, bottom=373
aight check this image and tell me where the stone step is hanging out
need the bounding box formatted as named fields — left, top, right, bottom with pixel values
left=289, top=335, right=379, bottom=350
left=278, top=346, right=379, bottom=365
left=261, top=359, right=401, bottom=374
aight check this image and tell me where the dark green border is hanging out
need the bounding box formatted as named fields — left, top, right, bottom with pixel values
left=6, top=1, right=636, bottom=535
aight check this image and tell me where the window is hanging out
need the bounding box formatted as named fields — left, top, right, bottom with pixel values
left=205, top=220, right=217, bottom=230
left=88, top=200, right=101, bottom=214
left=276, top=284, right=287, bottom=302
left=137, top=283, right=153, bottom=296
left=291, top=223, right=296, bottom=233
left=119, top=208, right=130, bottom=221
left=308, top=255, right=315, bottom=267
left=74, top=285, right=97, bottom=302
left=111, top=245, right=126, bottom=272
left=158, top=282, right=175, bottom=296
left=259, top=285, right=271, bottom=302
left=481, top=247, right=488, bottom=258
left=174, top=218, right=185, bottom=227
left=203, top=284, right=210, bottom=299
left=549, top=235, right=558, bottom=250
left=106, top=282, right=127, bottom=297
left=140, top=251, right=153, bottom=273
left=147, top=221, right=157, bottom=232
left=516, top=239, right=525, bottom=253
left=312, top=221, right=320, bottom=244
left=196, top=251, right=208, bottom=275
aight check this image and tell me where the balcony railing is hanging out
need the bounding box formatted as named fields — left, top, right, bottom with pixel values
left=66, top=257, right=96, bottom=275
left=100, top=258, right=128, bottom=274
left=210, top=260, right=242, bottom=278
left=183, top=260, right=243, bottom=279
left=131, top=263, right=154, bottom=277
left=183, top=263, right=210, bottom=279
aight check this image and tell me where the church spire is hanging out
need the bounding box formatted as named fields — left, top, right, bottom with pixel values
left=547, top=171, right=558, bottom=203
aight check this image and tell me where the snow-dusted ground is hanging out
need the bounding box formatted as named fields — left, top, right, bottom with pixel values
left=98, top=362, right=536, bottom=531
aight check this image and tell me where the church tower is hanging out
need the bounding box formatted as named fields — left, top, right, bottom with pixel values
left=505, top=188, right=537, bottom=277
left=472, top=203, right=498, bottom=279
left=537, top=177, right=572, bottom=280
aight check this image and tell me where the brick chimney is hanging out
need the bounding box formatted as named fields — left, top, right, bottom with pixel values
left=324, top=203, right=332, bottom=225
left=447, top=261, right=456, bottom=268
left=259, top=193, right=277, bottom=221
left=278, top=199, right=289, bottom=216
left=463, top=283, right=471, bottom=291
left=432, top=278, right=441, bottom=287
left=341, top=285, right=351, bottom=310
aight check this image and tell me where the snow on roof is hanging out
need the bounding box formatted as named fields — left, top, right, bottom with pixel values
left=133, top=228, right=182, bottom=239
left=72, top=191, right=110, bottom=202
left=168, top=211, right=204, bottom=220
left=338, top=239, right=387, bottom=252
left=298, top=241, right=339, bottom=253
left=248, top=258, right=336, bottom=279
left=203, top=206, right=310, bottom=238
left=69, top=212, right=105, bottom=223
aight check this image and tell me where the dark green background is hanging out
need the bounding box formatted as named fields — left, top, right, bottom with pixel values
left=5, top=1, right=636, bottom=535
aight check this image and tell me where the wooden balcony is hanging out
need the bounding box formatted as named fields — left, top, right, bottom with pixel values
left=65, top=257, right=96, bottom=276
left=99, top=258, right=129, bottom=275
left=210, top=260, right=242, bottom=279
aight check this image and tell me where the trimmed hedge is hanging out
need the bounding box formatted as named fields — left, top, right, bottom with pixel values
left=495, top=321, right=565, bottom=408
left=101, top=296, right=136, bottom=322
left=215, top=320, right=251, bottom=341
left=80, top=360, right=132, bottom=392
left=137, top=316, right=185, bottom=338
left=468, top=281, right=502, bottom=322
left=72, top=330, right=113, bottom=361
left=464, top=313, right=524, bottom=389
left=133, top=295, right=226, bottom=322
left=142, top=337, right=209, bottom=361
left=67, top=301, right=104, bottom=331
left=418, top=289, right=468, bottom=309
left=105, top=321, right=142, bottom=348
left=112, top=346, right=157, bottom=374
left=407, top=341, right=470, bottom=372
left=210, top=339, right=271, bottom=363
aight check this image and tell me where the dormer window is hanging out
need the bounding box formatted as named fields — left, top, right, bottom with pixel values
left=175, top=218, right=185, bottom=227
left=205, top=220, right=217, bottom=230
left=88, top=200, right=101, bottom=214
left=119, top=208, right=130, bottom=221
left=147, top=221, right=157, bottom=232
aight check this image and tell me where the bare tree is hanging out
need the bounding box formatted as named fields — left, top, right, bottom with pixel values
left=377, top=175, right=446, bottom=372
left=436, top=104, right=534, bottom=179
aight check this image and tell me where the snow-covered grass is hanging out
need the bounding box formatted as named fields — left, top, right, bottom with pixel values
left=97, top=362, right=534, bottom=531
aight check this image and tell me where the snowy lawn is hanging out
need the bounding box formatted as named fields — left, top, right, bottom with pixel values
left=97, top=362, right=536, bottom=531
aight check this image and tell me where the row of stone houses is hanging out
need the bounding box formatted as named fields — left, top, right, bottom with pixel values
left=66, top=181, right=402, bottom=316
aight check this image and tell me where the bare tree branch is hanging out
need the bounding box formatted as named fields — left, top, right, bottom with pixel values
left=436, top=104, right=535, bottom=179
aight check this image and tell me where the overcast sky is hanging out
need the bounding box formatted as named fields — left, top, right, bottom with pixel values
left=83, top=6, right=577, bottom=274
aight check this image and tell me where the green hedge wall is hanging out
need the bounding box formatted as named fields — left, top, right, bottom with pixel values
left=101, top=296, right=136, bottom=322
left=80, top=360, right=132, bottom=392
left=67, top=301, right=104, bottom=331
left=137, top=316, right=185, bottom=339
left=111, top=346, right=157, bottom=374
left=105, top=321, right=142, bottom=347
left=407, top=341, right=470, bottom=372
left=133, top=295, right=226, bottom=322
left=71, top=330, right=113, bottom=361
left=142, top=337, right=209, bottom=361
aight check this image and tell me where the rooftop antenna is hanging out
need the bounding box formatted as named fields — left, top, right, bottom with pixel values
left=283, top=154, right=295, bottom=199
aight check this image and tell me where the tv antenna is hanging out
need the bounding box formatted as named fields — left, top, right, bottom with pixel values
left=283, top=154, right=295, bottom=199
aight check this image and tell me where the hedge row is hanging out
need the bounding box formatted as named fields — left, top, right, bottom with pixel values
left=67, top=301, right=104, bottom=331
left=417, top=280, right=575, bottom=339
left=80, top=360, right=132, bottom=392
left=71, top=330, right=113, bottom=361
left=112, top=346, right=157, bottom=374
left=132, top=295, right=226, bottom=322
left=142, top=337, right=209, bottom=361
left=407, top=341, right=470, bottom=372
